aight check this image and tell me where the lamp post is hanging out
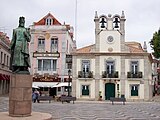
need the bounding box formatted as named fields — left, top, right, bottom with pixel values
left=68, top=69, right=71, bottom=96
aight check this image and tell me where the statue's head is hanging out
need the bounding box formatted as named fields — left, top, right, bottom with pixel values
left=19, top=16, right=25, bottom=27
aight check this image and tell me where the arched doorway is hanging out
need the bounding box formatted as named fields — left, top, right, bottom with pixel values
left=105, top=83, right=115, bottom=100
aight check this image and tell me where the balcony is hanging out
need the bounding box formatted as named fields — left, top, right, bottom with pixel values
left=78, top=71, right=93, bottom=78
left=102, top=71, right=119, bottom=78
left=127, top=72, right=143, bottom=78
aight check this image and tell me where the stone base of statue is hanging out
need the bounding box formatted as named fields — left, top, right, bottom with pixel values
left=6, top=74, right=52, bottom=120
left=9, top=74, right=32, bottom=116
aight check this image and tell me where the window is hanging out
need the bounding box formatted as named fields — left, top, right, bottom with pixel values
left=38, top=59, right=57, bottom=71
left=46, top=18, right=53, bottom=25
left=4, top=54, right=6, bottom=65
left=43, top=59, right=51, bottom=71
left=38, top=60, right=42, bottom=71
left=131, top=61, right=138, bottom=74
left=1, top=52, right=3, bottom=63
left=82, top=85, right=89, bottom=96
left=106, top=61, right=114, bottom=74
left=52, top=60, right=57, bottom=71
left=67, top=63, right=72, bottom=69
left=131, top=85, right=139, bottom=96
left=82, top=60, right=90, bottom=73
left=38, top=38, right=45, bottom=52
left=51, top=38, right=58, bottom=52
left=7, top=55, right=9, bottom=66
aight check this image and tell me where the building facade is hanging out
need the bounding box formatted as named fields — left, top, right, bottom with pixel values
left=29, top=13, right=76, bottom=96
left=72, top=12, right=153, bottom=101
left=0, top=32, right=11, bottom=96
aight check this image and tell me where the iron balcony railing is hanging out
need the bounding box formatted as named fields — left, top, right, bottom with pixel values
left=102, top=71, right=119, bottom=78
left=78, top=71, right=93, bottom=78
left=127, top=71, right=143, bottom=78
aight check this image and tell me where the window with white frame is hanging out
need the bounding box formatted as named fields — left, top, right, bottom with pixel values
left=38, top=59, right=57, bottom=71
left=82, top=60, right=90, bottom=73
left=46, top=18, right=53, bottom=25
left=51, top=37, right=58, bottom=52
left=106, top=61, right=115, bottom=74
left=43, top=59, right=51, bottom=71
left=131, top=61, right=138, bottom=74
left=38, top=38, right=45, bottom=52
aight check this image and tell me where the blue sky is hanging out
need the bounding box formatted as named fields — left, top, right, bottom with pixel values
left=0, top=0, right=160, bottom=52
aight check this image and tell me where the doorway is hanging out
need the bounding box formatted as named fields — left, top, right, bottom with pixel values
left=105, top=83, right=115, bottom=100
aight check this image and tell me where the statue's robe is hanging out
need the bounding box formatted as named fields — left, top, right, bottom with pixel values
left=10, top=27, right=31, bottom=68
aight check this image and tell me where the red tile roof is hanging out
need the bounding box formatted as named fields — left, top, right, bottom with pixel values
left=76, top=44, right=95, bottom=53
left=0, top=32, right=10, bottom=45
left=76, top=42, right=145, bottom=53
left=34, top=13, right=61, bottom=25
left=125, top=42, right=144, bottom=53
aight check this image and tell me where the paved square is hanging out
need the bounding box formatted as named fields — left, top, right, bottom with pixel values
left=0, top=97, right=160, bottom=120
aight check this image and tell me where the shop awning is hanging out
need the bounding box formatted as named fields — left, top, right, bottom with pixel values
left=0, top=74, right=10, bottom=80
left=32, top=82, right=58, bottom=88
left=54, top=82, right=71, bottom=87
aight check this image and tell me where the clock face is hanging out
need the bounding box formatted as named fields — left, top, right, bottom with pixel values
left=107, top=36, right=114, bottom=43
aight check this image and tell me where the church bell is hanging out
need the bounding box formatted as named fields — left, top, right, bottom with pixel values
left=100, top=18, right=106, bottom=28
left=113, top=17, right=120, bottom=28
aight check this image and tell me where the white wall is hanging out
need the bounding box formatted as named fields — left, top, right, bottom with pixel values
left=99, top=30, right=121, bottom=52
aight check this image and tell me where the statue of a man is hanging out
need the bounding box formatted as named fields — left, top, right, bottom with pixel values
left=10, top=17, right=31, bottom=74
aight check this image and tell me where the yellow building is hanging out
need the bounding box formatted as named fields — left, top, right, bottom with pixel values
left=72, top=11, right=153, bottom=101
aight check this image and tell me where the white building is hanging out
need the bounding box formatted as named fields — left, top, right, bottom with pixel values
left=72, top=11, right=153, bottom=101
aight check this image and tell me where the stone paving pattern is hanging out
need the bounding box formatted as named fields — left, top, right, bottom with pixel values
left=1, top=97, right=160, bottom=120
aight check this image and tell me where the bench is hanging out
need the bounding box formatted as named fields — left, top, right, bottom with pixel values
left=110, top=97, right=126, bottom=105
left=38, top=96, right=53, bottom=103
left=61, top=96, right=76, bottom=104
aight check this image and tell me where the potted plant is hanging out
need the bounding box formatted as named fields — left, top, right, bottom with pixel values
left=98, top=91, right=102, bottom=101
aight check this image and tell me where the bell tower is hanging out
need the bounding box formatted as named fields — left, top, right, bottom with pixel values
left=94, top=11, right=126, bottom=52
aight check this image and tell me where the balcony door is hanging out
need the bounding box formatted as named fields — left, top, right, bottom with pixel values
left=106, top=61, right=115, bottom=77
left=131, top=61, right=138, bottom=74
left=82, top=60, right=90, bottom=77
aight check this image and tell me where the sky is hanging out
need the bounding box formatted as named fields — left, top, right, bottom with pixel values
left=0, top=0, right=160, bottom=52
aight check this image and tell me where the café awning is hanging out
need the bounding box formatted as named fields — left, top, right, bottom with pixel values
left=54, top=82, right=71, bottom=87
left=32, top=82, right=58, bottom=88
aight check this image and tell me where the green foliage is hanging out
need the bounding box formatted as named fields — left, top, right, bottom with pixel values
left=149, top=29, right=160, bottom=58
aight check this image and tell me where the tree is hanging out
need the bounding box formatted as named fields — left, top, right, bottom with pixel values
left=149, top=28, right=160, bottom=59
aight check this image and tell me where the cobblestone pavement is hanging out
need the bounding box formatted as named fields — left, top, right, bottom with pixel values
left=1, top=97, right=160, bottom=120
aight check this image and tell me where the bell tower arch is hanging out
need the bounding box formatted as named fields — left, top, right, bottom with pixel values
left=94, top=11, right=126, bottom=52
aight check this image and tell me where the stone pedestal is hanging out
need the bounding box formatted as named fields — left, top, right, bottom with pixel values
left=9, top=74, right=32, bottom=117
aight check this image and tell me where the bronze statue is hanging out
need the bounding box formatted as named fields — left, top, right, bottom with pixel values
left=10, top=17, right=31, bottom=74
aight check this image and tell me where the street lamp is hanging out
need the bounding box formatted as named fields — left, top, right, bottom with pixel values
left=68, top=69, right=71, bottom=96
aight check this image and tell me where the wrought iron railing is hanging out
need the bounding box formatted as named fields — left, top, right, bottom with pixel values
left=102, top=71, right=119, bottom=78
left=78, top=71, right=93, bottom=78
left=127, top=71, right=143, bottom=78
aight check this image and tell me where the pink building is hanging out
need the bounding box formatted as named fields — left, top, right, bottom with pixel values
left=29, top=13, right=76, bottom=96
